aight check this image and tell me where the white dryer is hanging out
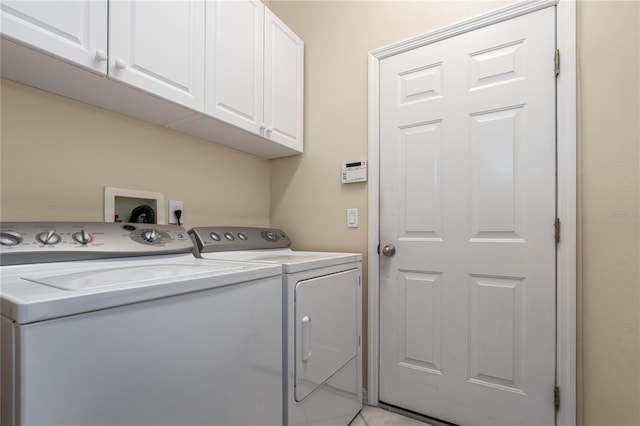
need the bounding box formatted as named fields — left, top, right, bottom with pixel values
left=189, top=227, right=363, bottom=426
left=0, top=222, right=283, bottom=426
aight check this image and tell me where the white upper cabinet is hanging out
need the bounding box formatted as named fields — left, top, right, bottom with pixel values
left=109, top=0, right=205, bottom=110
left=0, top=0, right=303, bottom=158
left=205, top=0, right=264, bottom=135
left=0, top=0, right=108, bottom=74
left=204, top=1, right=303, bottom=152
left=264, top=8, right=304, bottom=151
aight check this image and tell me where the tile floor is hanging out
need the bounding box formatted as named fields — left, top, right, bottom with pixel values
left=349, top=406, right=433, bottom=426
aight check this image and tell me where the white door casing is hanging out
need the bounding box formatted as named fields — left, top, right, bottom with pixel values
left=376, top=5, right=561, bottom=426
left=368, top=2, right=576, bottom=424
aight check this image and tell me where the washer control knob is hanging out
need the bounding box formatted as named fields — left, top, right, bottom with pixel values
left=143, top=230, right=160, bottom=243
left=73, top=229, right=93, bottom=244
left=209, top=232, right=221, bottom=241
left=238, top=232, right=248, bottom=241
left=37, top=230, right=61, bottom=245
left=0, top=231, right=23, bottom=246
left=261, top=231, right=279, bottom=242
left=224, top=232, right=235, bottom=241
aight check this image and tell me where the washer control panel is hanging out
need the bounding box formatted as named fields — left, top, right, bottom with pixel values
left=0, top=222, right=192, bottom=265
left=189, top=227, right=291, bottom=253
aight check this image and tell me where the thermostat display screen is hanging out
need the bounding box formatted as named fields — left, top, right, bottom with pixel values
left=342, top=161, right=367, bottom=183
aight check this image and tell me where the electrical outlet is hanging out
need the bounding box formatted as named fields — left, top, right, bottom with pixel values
left=169, top=200, right=184, bottom=225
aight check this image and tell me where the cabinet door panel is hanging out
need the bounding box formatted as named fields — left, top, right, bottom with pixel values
left=109, top=0, right=204, bottom=110
left=0, top=0, right=107, bottom=74
left=206, top=0, right=264, bottom=134
left=264, top=9, right=304, bottom=151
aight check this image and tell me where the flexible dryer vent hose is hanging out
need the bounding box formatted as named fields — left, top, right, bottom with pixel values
left=129, top=205, right=156, bottom=224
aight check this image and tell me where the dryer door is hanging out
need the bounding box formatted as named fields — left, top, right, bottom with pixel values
left=294, top=268, right=358, bottom=401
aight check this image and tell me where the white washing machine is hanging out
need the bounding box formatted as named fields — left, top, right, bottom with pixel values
left=189, top=227, right=363, bottom=426
left=0, top=222, right=283, bottom=426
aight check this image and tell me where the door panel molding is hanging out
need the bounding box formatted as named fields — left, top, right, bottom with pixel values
left=367, top=1, right=576, bottom=425
left=372, top=0, right=557, bottom=60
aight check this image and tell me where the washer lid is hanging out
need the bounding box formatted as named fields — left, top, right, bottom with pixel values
left=25, top=264, right=244, bottom=291
left=1, top=258, right=282, bottom=324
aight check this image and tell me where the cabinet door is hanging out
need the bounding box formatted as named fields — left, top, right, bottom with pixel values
left=264, top=8, right=304, bottom=151
left=0, top=0, right=107, bottom=74
left=205, top=0, right=264, bottom=135
left=109, top=0, right=205, bottom=110
left=295, top=269, right=359, bottom=402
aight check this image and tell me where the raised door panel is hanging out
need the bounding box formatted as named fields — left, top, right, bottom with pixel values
left=205, top=0, right=264, bottom=135
left=0, top=0, right=107, bottom=74
left=109, top=0, right=205, bottom=110
left=264, top=8, right=304, bottom=152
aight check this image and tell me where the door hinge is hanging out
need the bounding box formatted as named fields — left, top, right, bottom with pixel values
left=554, top=385, right=560, bottom=411
left=554, top=49, right=560, bottom=76
left=554, top=218, right=561, bottom=243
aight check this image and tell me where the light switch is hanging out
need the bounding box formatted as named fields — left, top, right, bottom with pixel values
left=347, top=208, right=358, bottom=228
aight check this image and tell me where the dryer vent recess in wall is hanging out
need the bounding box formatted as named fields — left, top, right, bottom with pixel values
left=104, top=187, right=166, bottom=224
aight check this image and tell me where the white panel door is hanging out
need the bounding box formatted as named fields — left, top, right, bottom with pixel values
left=264, top=8, right=304, bottom=151
left=109, top=0, right=205, bottom=110
left=0, top=0, right=107, bottom=74
left=379, top=7, right=556, bottom=426
left=205, top=0, right=264, bottom=134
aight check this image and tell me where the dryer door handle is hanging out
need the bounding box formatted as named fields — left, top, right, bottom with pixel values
left=301, top=316, right=312, bottom=362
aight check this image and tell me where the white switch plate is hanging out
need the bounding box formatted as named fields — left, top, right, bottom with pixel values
left=347, top=208, right=358, bottom=228
left=169, top=200, right=184, bottom=225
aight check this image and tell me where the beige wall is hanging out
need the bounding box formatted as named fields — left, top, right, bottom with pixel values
left=269, top=0, right=640, bottom=424
left=578, top=1, right=640, bottom=425
left=0, top=79, right=271, bottom=227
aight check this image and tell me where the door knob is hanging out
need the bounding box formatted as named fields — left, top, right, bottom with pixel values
left=382, top=244, right=396, bottom=257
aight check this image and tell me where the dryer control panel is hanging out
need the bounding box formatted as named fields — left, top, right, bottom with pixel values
left=190, top=227, right=291, bottom=253
left=0, top=222, right=192, bottom=265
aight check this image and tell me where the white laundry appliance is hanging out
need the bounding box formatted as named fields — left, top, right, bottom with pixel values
left=0, top=222, right=283, bottom=426
left=189, top=226, right=363, bottom=426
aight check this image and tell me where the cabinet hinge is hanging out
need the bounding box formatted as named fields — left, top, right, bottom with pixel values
left=554, top=218, right=561, bottom=243
left=554, top=49, right=560, bottom=76
left=554, top=385, right=560, bottom=411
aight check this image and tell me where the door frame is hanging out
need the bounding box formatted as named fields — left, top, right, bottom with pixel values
left=366, top=1, right=577, bottom=425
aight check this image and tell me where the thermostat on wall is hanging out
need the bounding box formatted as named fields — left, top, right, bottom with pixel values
left=341, top=161, right=367, bottom=183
